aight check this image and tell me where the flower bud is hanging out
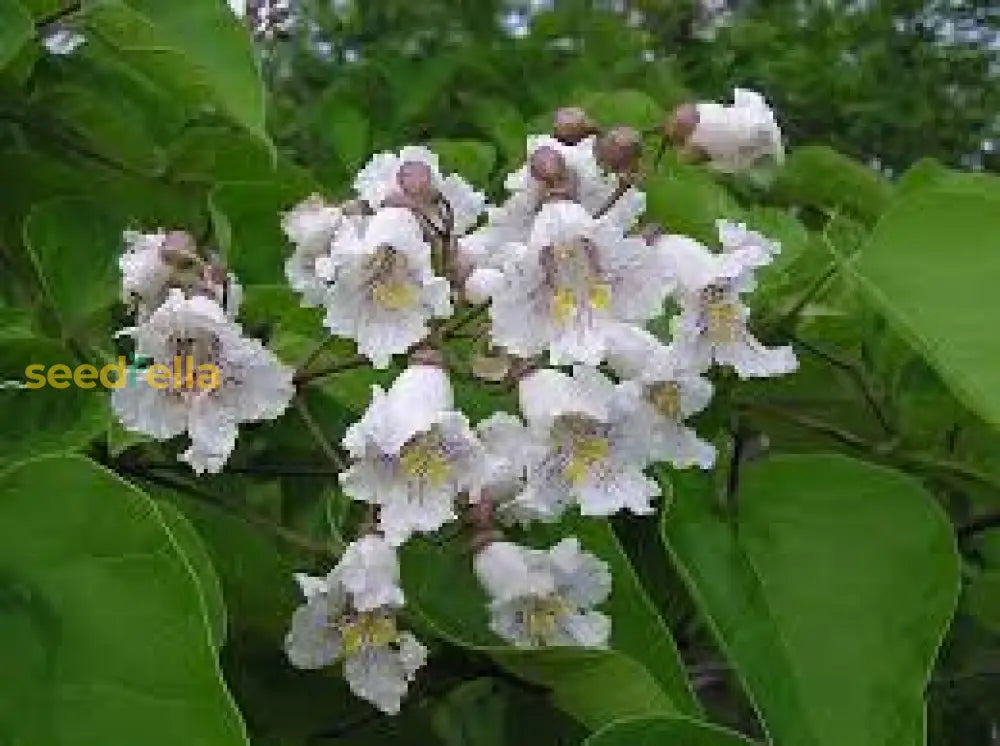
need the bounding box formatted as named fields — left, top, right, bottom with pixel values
left=664, top=103, right=700, bottom=144
left=595, top=125, right=642, bottom=175
left=529, top=145, right=569, bottom=185
left=397, top=160, right=437, bottom=204
left=159, top=231, right=200, bottom=269
left=553, top=106, right=598, bottom=144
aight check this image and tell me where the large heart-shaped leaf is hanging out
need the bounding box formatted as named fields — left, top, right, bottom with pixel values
left=82, top=0, right=266, bottom=139
left=852, top=180, right=1000, bottom=430
left=23, top=198, right=121, bottom=338
left=403, top=516, right=697, bottom=730
left=663, top=454, right=959, bottom=746
left=0, top=454, right=248, bottom=746
left=583, top=715, right=755, bottom=746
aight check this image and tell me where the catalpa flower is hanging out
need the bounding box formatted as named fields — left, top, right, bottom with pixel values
left=687, top=88, right=784, bottom=172
left=319, top=207, right=452, bottom=369
left=112, top=289, right=294, bottom=473
left=341, top=365, right=484, bottom=545
left=285, top=535, right=427, bottom=715
left=607, top=324, right=716, bottom=470
left=458, top=134, right=630, bottom=271
left=474, top=538, right=611, bottom=648
left=658, top=232, right=797, bottom=379
left=120, top=229, right=173, bottom=318
left=354, top=145, right=486, bottom=235
left=467, top=200, right=672, bottom=365
left=513, top=366, right=661, bottom=520
left=282, top=195, right=351, bottom=307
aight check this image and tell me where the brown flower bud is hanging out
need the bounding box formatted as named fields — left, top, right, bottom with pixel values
left=397, top=160, right=437, bottom=203
left=553, top=106, right=598, bottom=144
left=665, top=103, right=700, bottom=144
left=159, top=231, right=200, bottom=269
left=529, top=145, right=569, bottom=185
left=595, top=125, right=642, bottom=175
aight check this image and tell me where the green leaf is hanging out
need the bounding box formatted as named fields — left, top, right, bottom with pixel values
left=964, top=570, right=1000, bottom=635
left=157, top=500, right=228, bottom=650
left=402, top=516, right=696, bottom=730
left=645, top=163, right=743, bottom=246
left=578, top=89, right=663, bottom=129
left=663, top=454, right=959, bottom=746
left=852, top=182, right=1000, bottom=430
left=167, top=125, right=276, bottom=184
left=210, top=180, right=319, bottom=285
left=774, top=145, right=893, bottom=225
left=583, top=715, right=754, bottom=746
left=23, top=198, right=121, bottom=337
left=33, top=83, right=166, bottom=176
left=0, top=335, right=107, bottom=467
left=326, top=102, right=371, bottom=174
left=426, top=139, right=497, bottom=186
left=0, top=0, right=32, bottom=71
left=0, top=454, right=248, bottom=745
left=83, top=0, right=267, bottom=139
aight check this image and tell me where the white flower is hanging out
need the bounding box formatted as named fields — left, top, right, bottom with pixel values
left=658, top=233, right=797, bottom=379
left=41, top=27, right=86, bottom=56
left=512, top=366, right=662, bottom=519
left=689, top=89, right=784, bottom=172
left=228, top=0, right=246, bottom=16
left=469, top=200, right=672, bottom=365
left=354, top=145, right=486, bottom=235
left=282, top=195, right=350, bottom=307
left=319, top=207, right=452, bottom=369
left=120, top=230, right=172, bottom=317
left=285, top=536, right=426, bottom=715
left=111, top=290, right=294, bottom=473
left=458, top=135, right=629, bottom=271
left=471, top=411, right=551, bottom=525
left=474, top=538, right=611, bottom=648
left=606, top=324, right=716, bottom=470
left=341, top=365, right=484, bottom=545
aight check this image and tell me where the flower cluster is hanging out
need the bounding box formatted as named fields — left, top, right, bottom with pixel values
left=155, top=89, right=789, bottom=714
left=111, top=229, right=294, bottom=473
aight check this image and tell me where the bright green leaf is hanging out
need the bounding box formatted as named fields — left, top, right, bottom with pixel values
left=663, top=454, right=959, bottom=746
left=427, top=139, right=497, bottom=186
left=578, top=89, right=663, bottom=129
left=584, top=715, right=754, bottom=746
left=0, top=455, right=249, bottom=745
left=23, top=198, right=120, bottom=337
left=852, top=182, right=1000, bottom=430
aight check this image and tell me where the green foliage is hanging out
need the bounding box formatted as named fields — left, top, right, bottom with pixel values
left=0, top=455, right=248, bottom=746
left=0, top=1, right=998, bottom=744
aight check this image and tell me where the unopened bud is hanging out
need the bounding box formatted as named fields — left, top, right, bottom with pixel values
left=595, top=125, right=642, bottom=175
left=553, top=106, right=598, bottom=144
left=159, top=231, right=200, bottom=269
left=665, top=103, right=699, bottom=144
left=397, top=160, right=437, bottom=203
left=529, top=146, right=569, bottom=185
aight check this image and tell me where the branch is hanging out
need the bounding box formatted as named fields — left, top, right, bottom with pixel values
left=294, top=395, right=348, bottom=471
left=294, top=355, right=366, bottom=386
left=118, top=465, right=339, bottom=556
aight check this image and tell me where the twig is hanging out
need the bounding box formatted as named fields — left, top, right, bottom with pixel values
left=294, top=355, right=366, bottom=386
left=35, top=1, right=82, bottom=32
left=737, top=400, right=869, bottom=451
left=440, top=304, right=486, bottom=338
left=791, top=335, right=894, bottom=436
left=119, top=466, right=338, bottom=556
left=294, top=395, right=348, bottom=471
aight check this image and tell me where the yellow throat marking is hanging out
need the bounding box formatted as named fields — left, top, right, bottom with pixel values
left=372, top=281, right=417, bottom=310
left=400, top=436, right=451, bottom=486
left=563, top=435, right=609, bottom=485
left=341, top=613, right=398, bottom=656
left=705, top=300, right=740, bottom=344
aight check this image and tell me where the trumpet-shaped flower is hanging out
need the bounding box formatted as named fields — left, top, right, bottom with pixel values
left=282, top=195, right=353, bottom=307
left=512, top=366, right=661, bottom=519
left=474, top=538, right=611, bottom=648
left=285, top=535, right=426, bottom=714
left=341, top=365, right=484, bottom=545
left=468, top=200, right=672, bottom=365
left=111, top=289, right=294, bottom=473
left=689, top=88, right=784, bottom=172
left=319, top=208, right=452, bottom=368
left=658, top=233, right=797, bottom=379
